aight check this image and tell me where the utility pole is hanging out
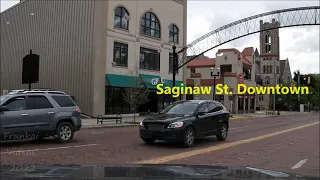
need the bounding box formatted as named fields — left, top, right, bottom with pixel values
left=298, top=71, right=300, bottom=102
left=172, top=45, right=177, bottom=103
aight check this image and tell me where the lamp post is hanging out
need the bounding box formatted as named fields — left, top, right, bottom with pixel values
left=276, top=84, right=283, bottom=115
left=210, top=67, right=220, bottom=101
left=172, top=45, right=177, bottom=103
left=308, top=91, right=313, bottom=112
left=277, top=98, right=283, bottom=115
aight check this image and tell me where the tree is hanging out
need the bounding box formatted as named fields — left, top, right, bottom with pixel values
left=122, top=63, right=149, bottom=122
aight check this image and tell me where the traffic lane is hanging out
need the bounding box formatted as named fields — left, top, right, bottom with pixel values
left=166, top=123, right=319, bottom=177
left=0, top=126, right=138, bottom=150
left=1, top=114, right=318, bottom=165
left=0, top=113, right=315, bottom=151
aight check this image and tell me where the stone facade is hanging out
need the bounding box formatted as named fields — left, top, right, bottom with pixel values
left=257, top=19, right=281, bottom=110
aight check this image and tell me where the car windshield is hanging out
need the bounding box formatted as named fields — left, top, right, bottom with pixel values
left=160, top=101, right=199, bottom=115
left=0, top=95, right=9, bottom=103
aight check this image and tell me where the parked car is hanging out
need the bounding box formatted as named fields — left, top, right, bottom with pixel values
left=0, top=90, right=81, bottom=143
left=139, top=100, right=230, bottom=147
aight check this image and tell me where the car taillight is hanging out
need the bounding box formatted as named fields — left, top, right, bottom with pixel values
left=75, top=108, right=81, bottom=113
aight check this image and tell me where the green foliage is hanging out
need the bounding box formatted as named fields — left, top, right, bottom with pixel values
left=282, top=70, right=320, bottom=109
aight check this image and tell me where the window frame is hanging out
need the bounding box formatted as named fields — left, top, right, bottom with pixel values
left=169, top=24, right=179, bottom=43
left=220, top=65, right=232, bottom=77
left=3, top=96, right=27, bottom=111
left=51, top=95, right=77, bottom=107
left=265, top=31, right=271, bottom=53
left=140, top=12, right=161, bottom=38
left=139, top=47, right=160, bottom=71
left=114, top=6, right=129, bottom=30
left=113, top=42, right=128, bottom=67
left=26, top=95, right=54, bottom=110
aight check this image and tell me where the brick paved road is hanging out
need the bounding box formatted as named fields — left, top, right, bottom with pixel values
left=1, top=113, right=319, bottom=177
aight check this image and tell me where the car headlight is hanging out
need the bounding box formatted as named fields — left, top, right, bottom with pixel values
left=167, top=122, right=184, bottom=128
left=140, top=121, right=143, bottom=127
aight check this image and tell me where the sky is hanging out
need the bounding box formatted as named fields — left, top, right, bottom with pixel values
left=1, top=0, right=319, bottom=75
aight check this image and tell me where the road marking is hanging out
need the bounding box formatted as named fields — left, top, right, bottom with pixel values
left=231, top=117, right=248, bottom=120
left=0, top=143, right=99, bottom=154
left=134, top=122, right=319, bottom=164
left=92, top=132, right=104, bottom=134
left=291, top=159, right=308, bottom=169
left=230, top=126, right=249, bottom=130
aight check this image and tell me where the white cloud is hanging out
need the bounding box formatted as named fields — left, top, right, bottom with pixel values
left=187, top=1, right=320, bottom=74
left=0, top=0, right=19, bottom=12
left=1, top=0, right=319, bottom=74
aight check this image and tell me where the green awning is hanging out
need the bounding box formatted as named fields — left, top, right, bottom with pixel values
left=106, top=74, right=140, bottom=88
left=139, top=74, right=161, bottom=89
left=139, top=74, right=184, bottom=89
left=163, top=79, right=184, bottom=88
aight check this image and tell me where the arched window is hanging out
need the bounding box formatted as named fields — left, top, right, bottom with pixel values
left=114, top=7, right=129, bottom=30
left=265, top=31, right=271, bottom=53
left=265, top=76, right=270, bottom=85
left=140, top=12, right=161, bottom=38
left=169, top=24, right=179, bottom=43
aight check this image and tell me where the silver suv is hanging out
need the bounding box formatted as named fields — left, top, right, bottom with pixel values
left=0, top=90, right=82, bottom=143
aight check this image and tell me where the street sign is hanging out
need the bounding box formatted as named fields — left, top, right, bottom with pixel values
left=22, top=51, right=39, bottom=84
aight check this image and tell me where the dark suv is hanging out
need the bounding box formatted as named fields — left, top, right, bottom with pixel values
left=0, top=90, right=82, bottom=143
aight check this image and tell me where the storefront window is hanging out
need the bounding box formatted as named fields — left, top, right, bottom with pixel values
left=157, top=94, right=164, bottom=111
left=113, top=88, right=122, bottom=114
left=121, top=88, right=130, bottom=113
left=106, top=87, right=113, bottom=114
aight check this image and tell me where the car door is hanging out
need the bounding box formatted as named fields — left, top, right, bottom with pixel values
left=25, top=95, right=55, bottom=133
left=206, top=102, right=219, bottom=133
left=207, top=102, right=227, bottom=133
left=0, top=96, right=30, bottom=140
left=194, top=102, right=211, bottom=137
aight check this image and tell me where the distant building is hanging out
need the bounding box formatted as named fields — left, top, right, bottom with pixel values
left=279, top=58, right=292, bottom=84
left=255, top=19, right=292, bottom=110
left=184, top=47, right=257, bottom=114
left=0, top=0, right=187, bottom=116
left=187, top=54, right=209, bottom=60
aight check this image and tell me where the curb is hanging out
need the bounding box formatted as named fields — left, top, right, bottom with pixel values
left=230, top=117, right=249, bottom=120
left=82, top=123, right=140, bottom=129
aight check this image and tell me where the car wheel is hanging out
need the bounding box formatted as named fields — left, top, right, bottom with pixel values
left=142, top=138, right=155, bottom=144
left=183, top=126, right=195, bottom=147
left=216, top=123, right=228, bottom=141
left=55, top=122, right=74, bottom=143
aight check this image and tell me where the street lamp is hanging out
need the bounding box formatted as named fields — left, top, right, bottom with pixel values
left=277, top=98, right=283, bottom=115
left=277, top=84, right=283, bottom=115
left=308, top=91, right=313, bottom=112
left=211, top=67, right=220, bottom=101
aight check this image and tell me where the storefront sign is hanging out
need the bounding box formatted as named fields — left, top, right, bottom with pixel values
left=151, top=77, right=165, bottom=85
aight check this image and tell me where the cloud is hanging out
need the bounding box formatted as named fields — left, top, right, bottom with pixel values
left=187, top=1, right=319, bottom=74
left=2, top=0, right=319, bottom=74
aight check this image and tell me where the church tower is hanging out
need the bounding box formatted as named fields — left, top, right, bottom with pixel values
left=258, top=18, right=281, bottom=110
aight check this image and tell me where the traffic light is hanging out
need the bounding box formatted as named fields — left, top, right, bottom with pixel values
left=307, top=76, right=311, bottom=84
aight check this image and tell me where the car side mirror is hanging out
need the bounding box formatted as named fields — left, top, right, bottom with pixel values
left=0, top=106, right=9, bottom=112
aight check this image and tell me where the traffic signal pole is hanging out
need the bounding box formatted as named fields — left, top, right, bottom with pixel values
left=172, top=45, right=177, bottom=103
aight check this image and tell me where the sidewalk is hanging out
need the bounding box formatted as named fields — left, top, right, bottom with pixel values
left=232, top=111, right=310, bottom=119
left=81, top=111, right=312, bottom=129
left=81, top=116, right=145, bottom=129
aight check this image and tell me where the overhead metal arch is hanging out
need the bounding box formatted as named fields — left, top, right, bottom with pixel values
left=176, top=6, right=320, bottom=69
